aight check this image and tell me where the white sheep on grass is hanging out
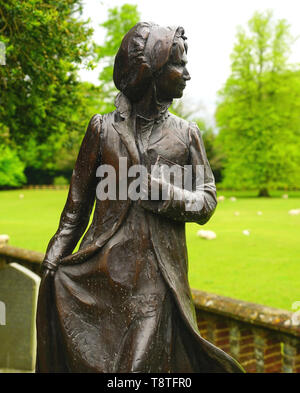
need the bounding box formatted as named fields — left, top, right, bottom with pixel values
left=197, top=230, right=217, bottom=240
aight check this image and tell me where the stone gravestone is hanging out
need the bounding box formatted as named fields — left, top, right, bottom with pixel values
left=0, top=263, right=40, bottom=372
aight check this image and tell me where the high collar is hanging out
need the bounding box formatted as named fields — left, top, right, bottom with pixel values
left=114, top=92, right=171, bottom=125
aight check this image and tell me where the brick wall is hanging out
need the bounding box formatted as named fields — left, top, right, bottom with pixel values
left=193, top=290, right=300, bottom=373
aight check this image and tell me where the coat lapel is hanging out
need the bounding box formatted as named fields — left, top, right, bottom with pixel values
left=112, top=92, right=140, bottom=165
left=112, top=114, right=140, bottom=166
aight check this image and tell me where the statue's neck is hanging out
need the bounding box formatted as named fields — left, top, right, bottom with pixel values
left=133, top=83, right=172, bottom=121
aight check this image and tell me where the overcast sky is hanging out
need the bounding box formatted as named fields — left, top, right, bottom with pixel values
left=80, top=0, right=300, bottom=125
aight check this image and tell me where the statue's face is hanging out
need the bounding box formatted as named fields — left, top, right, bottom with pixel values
left=155, top=38, right=190, bottom=101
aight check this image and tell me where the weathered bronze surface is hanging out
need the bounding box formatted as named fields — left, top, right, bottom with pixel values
left=36, top=22, right=244, bottom=373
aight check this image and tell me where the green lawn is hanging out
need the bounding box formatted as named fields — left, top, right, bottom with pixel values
left=0, top=189, right=299, bottom=311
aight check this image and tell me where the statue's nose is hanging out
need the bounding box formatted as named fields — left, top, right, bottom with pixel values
left=183, top=68, right=191, bottom=81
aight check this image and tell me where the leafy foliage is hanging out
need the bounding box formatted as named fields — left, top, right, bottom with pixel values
left=53, top=175, right=69, bottom=186
left=0, top=0, right=96, bottom=173
left=0, top=145, right=26, bottom=188
left=216, top=11, right=300, bottom=195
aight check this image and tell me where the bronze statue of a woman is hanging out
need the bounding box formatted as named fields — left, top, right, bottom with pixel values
left=36, top=22, right=244, bottom=373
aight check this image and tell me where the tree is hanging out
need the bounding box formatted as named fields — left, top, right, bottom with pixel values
left=0, top=0, right=96, bottom=176
left=96, top=4, right=140, bottom=113
left=216, top=11, right=300, bottom=196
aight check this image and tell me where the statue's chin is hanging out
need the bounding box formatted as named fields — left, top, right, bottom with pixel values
left=173, top=90, right=184, bottom=99
left=157, top=88, right=184, bottom=102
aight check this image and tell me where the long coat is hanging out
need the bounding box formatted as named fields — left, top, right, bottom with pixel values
left=36, top=94, right=243, bottom=373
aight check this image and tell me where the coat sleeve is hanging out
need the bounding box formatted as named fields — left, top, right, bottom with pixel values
left=139, top=122, right=217, bottom=225
left=42, top=114, right=102, bottom=271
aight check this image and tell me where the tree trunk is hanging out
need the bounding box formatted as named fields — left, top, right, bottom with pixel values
left=258, top=188, right=270, bottom=197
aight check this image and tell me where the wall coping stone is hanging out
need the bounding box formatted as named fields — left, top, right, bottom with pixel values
left=0, top=245, right=44, bottom=265
left=192, top=289, right=300, bottom=339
